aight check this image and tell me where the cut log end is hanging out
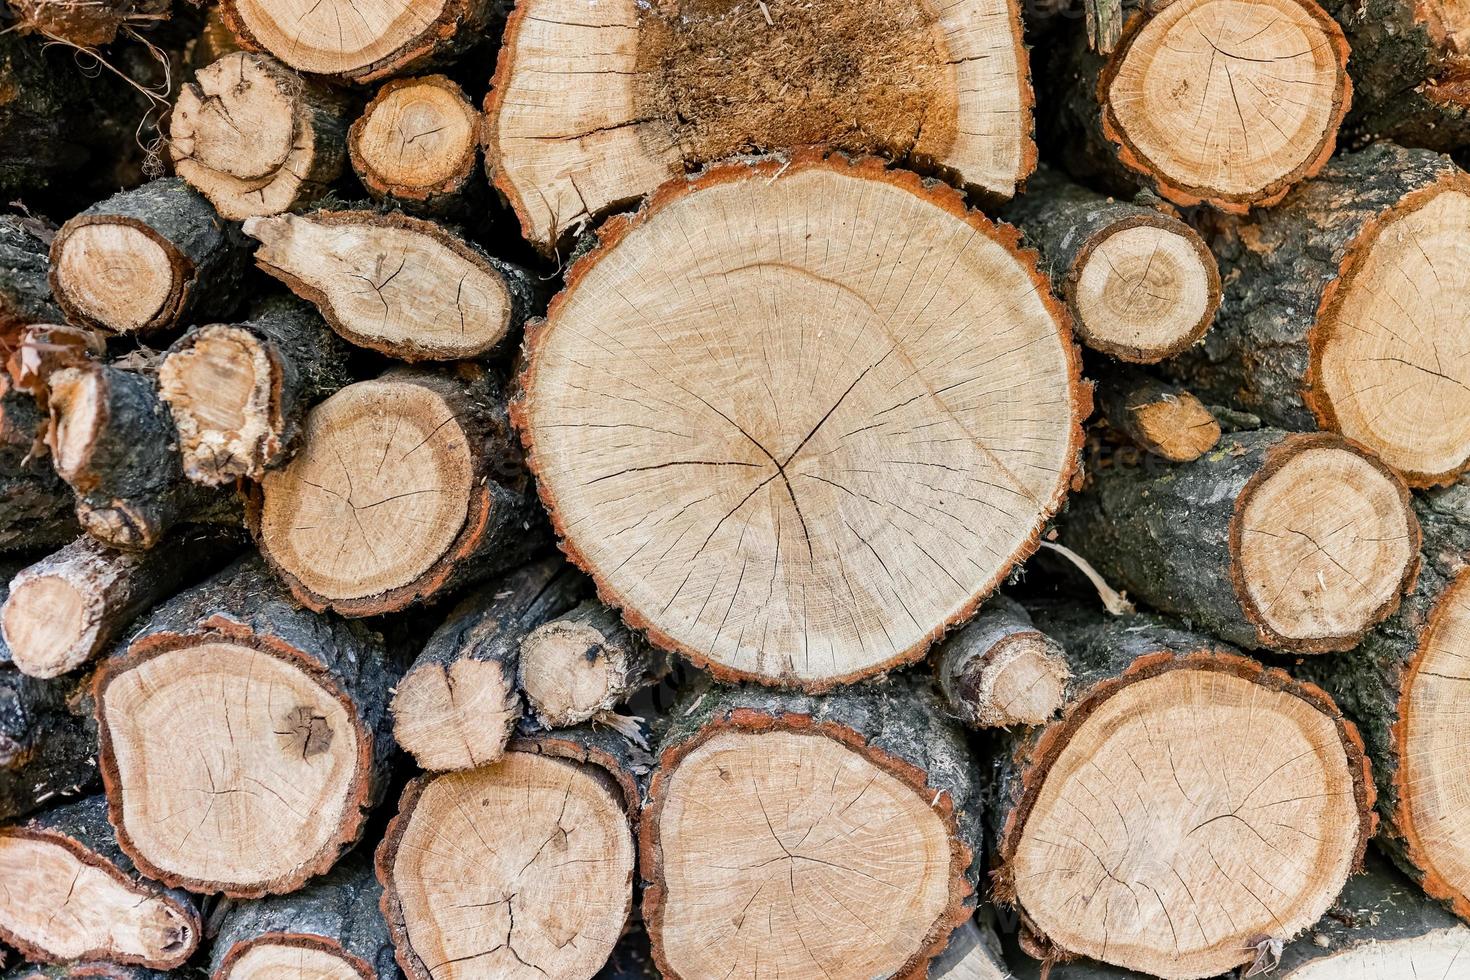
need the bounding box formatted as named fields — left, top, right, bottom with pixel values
left=50, top=224, right=178, bottom=335
left=517, top=155, right=1084, bottom=689
left=1310, top=178, right=1470, bottom=486
left=389, top=657, right=518, bottom=771
left=1071, top=218, right=1219, bottom=362
left=349, top=75, right=479, bottom=203
left=380, top=752, right=635, bottom=980
left=1233, top=435, right=1419, bottom=651
left=1100, top=0, right=1349, bottom=210
left=216, top=934, right=372, bottom=980
left=48, top=367, right=103, bottom=484
left=966, top=633, right=1070, bottom=728
left=519, top=603, right=649, bottom=727
left=0, top=830, right=196, bottom=969
left=1, top=574, right=97, bottom=679
left=157, top=325, right=276, bottom=486
left=1285, top=927, right=1470, bottom=978
left=1126, top=391, right=1220, bottom=462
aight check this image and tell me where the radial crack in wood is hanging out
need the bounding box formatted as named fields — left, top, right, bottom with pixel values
left=514, top=154, right=1085, bottom=690
left=349, top=75, right=479, bottom=213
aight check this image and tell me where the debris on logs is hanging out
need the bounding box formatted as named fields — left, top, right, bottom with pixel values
left=1062, top=429, right=1419, bottom=653
left=991, top=608, right=1375, bottom=979
left=933, top=594, right=1070, bottom=728
left=390, top=557, right=583, bottom=771
left=1001, top=168, right=1219, bottom=362
left=208, top=854, right=398, bottom=980
left=377, top=728, right=641, bottom=980
left=1094, top=369, right=1221, bottom=462
left=243, top=210, right=538, bottom=361
left=349, top=76, right=481, bottom=214
left=641, top=679, right=983, bottom=980
left=1, top=528, right=241, bottom=679
left=0, top=668, right=97, bottom=820
left=169, top=53, right=351, bottom=222
left=8, top=0, right=169, bottom=48
left=92, top=556, right=397, bottom=897
left=1174, top=142, right=1470, bottom=486
left=0, top=215, right=62, bottom=330
left=47, top=362, right=237, bottom=551
left=1050, top=0, right=1351, bottom=212
left=519, top=600, right=660, bottom=728
left=514, top=154, right=1085, bottom=689
left=486, top=0, right=1036, bottom=251
left=0, top=795, right=199, bottom=970
left=159, top=297, right=353, bottom=485
left=249, top=365, right=547, bottom=617
left=48, top=179, right=249, bottom=335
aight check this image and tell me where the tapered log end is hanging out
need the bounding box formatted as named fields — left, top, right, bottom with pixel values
left=158, top=325, right=277, bottom=485
left=390, top=658, right=519, bottom=771
left=50, top=223, right=180, bottom=335
left=1124, top=390, right=1221, bottom=462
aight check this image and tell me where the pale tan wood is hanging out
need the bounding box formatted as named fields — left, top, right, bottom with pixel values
left=350, top=75, right=479, bottom=204
left=52, top=225, right=172, bottom=334
left=389, top=659, right=517, bottom=771
left=222, top=0, right=469, bottom=80
left=1073, top=224, right=1215, bottom=359
left=1282, top=926, right=1470, bottom=978
left=223, top=942, right=367, bottom=979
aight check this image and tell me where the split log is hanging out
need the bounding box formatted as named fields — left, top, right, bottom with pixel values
left=243, top=210, right=538, bottom=361
left=641, top=679, right=983, bottom=980
left=377, top=728, right=641, bottom=980
left=485, top=0, right=1036, bottom=252
left=1000, top=169, right=1219, bottom=362
left=934, top=594, right=1070, bottom=728
left=48, top=362, right=237, bottom=551
left=519, top=600, right=659, bottom=728
left=92, top=556, right=397, bottom=897
left=1, top=529, right=241, bottom=679
left=514, top=153, right=1086, bottom=690
left=48, top=179, right=250, bottom=335
left=9, top=0, right=170, bottom=48
left=158, top=297, right=352, bottom=485
left=1049, top=0, right=1351, bottom=212
left=990, top=608, right=1375, bottom=980
left=249, top=365, right=547, bottom=616
left=1293, top=478, right=1470, bottom=921
left=930, top=917, right=1011, bottom=980
left=0, top=669, right=97, bottom=820
left=0, top=215, right=62, bottom=330
left=1275, top=854, right=1470, bottom=977
left=1322, top=0, right=1470, bottom=151
left=1061, top=429, right=1420, bottom=653
left=209, top=854, right=398, bottom=979
left=1094, top=370, right=1221, bottom=463
left=169, top=53, right=351, bottom=222
left=391, top=557, right=582, bottom=770
left=0, top=376, right=77, bottom=554
left=348, top=75, right=480, bottom=214
left=1169, top=142, right=1470, bottom=487
left=0, top=795, right=199, bottom=970
left=220, top=0, right=494, bottom=82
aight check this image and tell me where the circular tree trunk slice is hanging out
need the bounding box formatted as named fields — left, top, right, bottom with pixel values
left=519, top=600, right=657, bottom=728
left=1098, top=0, right=1350, bottom=211
left=0, top=795, right=199, bottom=969
left=170, top=54, right=351, bottom=222
left=93, top=557, right=396, bottom=897
left=1061, top=429, right=1419, bottom=653
left=991, top=608, right=1374, bottom=980
left=377, top=731, right=640, bottom=980
left=1170, top=142, right=1470, bottom=487
left=514, top=154, right=1085, bottom=690
left=220, top=0, right=492, bottom=82
left=48, top=179, right=249, bottom=335
left=159, top=297, right=353, bottom=485
left=485, top=0, right=1035, bottom=253
left=933, top=594, right=1070, bottom=728
left=0, top=669, right=98, bottom=821
left=348, top=75, right=480, bottom=213
left=209, top=854, right=398, bottom=980
left=642, top=680, right=983, bottom=980
left=1001, top=168, right=1220, bottom=362
left=391, top=557, right=583, bottom=771
left=243, top=210, right=538, bottom=362
left=250, top=366, right=547, bottom=617
left=1094, top=369, right=1221, bottom=463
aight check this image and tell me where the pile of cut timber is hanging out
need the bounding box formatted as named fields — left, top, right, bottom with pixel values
left=2, top=1, right=1470, bottom=979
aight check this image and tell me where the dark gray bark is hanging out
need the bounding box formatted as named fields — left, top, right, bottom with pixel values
left=0, top=215, right=61, bottom=329
left=0, top=668, right=97, bottom=821
left=933, top=593, right=1069, bottom=728
left=0, top=376, right=77, bottom=555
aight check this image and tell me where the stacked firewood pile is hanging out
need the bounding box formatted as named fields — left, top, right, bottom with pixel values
left=3, top=0, right=1470, bottom=976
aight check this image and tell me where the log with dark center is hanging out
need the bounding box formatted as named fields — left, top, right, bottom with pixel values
left=933, top=594, right=1070, bottom=728
left=519, top=600, right=659, bottom=728
left=485, top=0, right=1035, bottom=252
left=1095, top=370, right=1221, bottom=463
left=92, top=556, right=397, bottom=897
left=990, top=607, right=1375, bottom=980
left=348, top=75, right=480, bottom=214
left=0, top=795, right=199, bottom=970
left=249, top=365, right=547, bottom=617
left=514, top=153, right=1085, bottom=690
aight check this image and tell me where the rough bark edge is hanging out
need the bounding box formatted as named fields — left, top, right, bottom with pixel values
left=1305, top=167, right=1470, bottom=486
left=348, top=75, right=480, bottom=205
left=0, top=824, right=200, bottom=969
left=1096, top=2, right=1352, bottom=213
left=92, top=628, right=378, bottom=898
left=47, top=217, right=191, bottom=335
left=249, top=210, right=517, bottom=361
left=213, top=933, right=373, bottom=980
left=510, top=149, right=1091, bottom=692
left=1227, top=431, right=1421, bottom=652
left=991, top=649, right=1377, bottom=966
left=1066, top=210, right=1221, bottom=362
left=638, top=706, right=975, bottom=980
